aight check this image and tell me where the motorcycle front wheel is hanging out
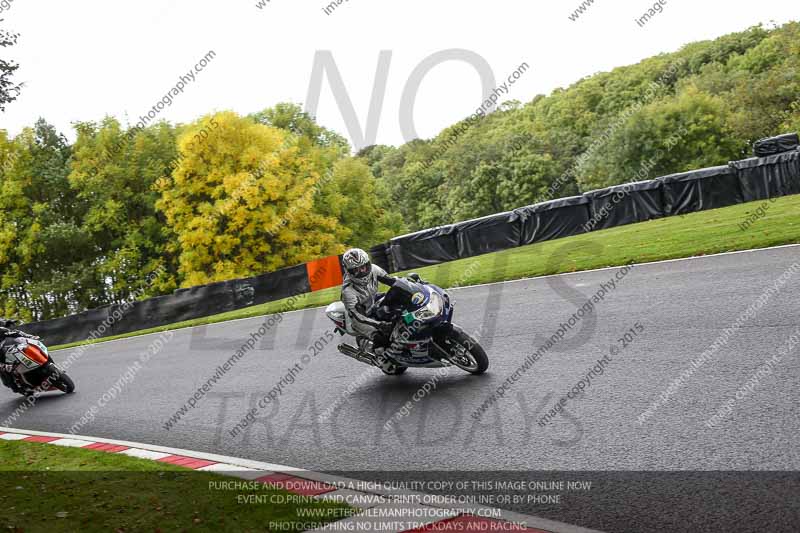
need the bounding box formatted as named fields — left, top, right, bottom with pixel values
left=437, top=325, right=489, bottom=375
left=47, top=365, right=75, bottom=394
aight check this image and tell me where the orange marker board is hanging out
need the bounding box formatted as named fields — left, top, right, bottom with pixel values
left=306, top=255, right=344, bottom=292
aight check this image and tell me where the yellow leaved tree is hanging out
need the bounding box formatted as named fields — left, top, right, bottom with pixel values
left=156, top=111, right=347, bottom=287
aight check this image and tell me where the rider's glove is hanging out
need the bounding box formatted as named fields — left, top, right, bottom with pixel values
left=374, top=305, right=393, bottom=321
left=377, top=321, right=394, bottom=336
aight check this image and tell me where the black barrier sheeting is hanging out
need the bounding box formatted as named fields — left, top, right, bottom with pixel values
left=23, top=305, right=111, bottom=346
left=389, top=225, right=459, bottom=271
left=731, top=150, right=800, bottom=202
left=108, top=279, right=239, bottom=338
left=454, top=211, right=522, bottom=259
left=108, top=266, right=310, bottom=338
left=584, top=180, right=665, bottom=231
left=368, top=243, right=393, bottom=272
left=25, top=265, right=311, bottom=346
left=515, top=195, right=591, bottom=245
left=112, top=266, right=309, bottom=337
left=754, top=132, right=799, bottom=157
left=239, top=264, right=311, bottom=307
left=658, top=165, right=743, bottom=215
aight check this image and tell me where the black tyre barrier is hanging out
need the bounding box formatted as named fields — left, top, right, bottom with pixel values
left=753, top=133, right=799, bottom=158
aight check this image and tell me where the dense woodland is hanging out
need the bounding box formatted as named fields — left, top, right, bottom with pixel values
left=1, top=22, right=798, bottom=320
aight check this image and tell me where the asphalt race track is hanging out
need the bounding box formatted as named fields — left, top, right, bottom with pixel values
left=3, top=245, right=799, bottom=532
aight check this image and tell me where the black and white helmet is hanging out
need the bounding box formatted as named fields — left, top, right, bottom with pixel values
left=343, top=248, right=372, bottom=282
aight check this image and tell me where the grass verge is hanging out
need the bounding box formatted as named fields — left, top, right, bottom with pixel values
left=51, top=194, right=800, bottom=351
left=0, top=440, right=353, bottom=532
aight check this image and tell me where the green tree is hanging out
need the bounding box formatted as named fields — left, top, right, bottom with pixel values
left=0, top=120, right=78, bottom=320
left=316, top=157, right=406, bottom=248
left=69, top=118, right=179, bottom=301
left=250, top=102, right=350, bottom=153
left=0, top=25, right=21, bottom=111
left=365, top=22, right=798, bottom=225
left=578, top=87, right=745, bottom=190
left=723, top=22, right=800, bottom=143
left=156, top=111, right=347, bottom=287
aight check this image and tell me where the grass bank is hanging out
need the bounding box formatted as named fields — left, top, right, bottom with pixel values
left=0, top=440, right=352, bottom=532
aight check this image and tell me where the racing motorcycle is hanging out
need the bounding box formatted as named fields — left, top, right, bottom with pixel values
left=0, top=319, right=75, bottom=396
left=326, top=275, right=489, bottom=375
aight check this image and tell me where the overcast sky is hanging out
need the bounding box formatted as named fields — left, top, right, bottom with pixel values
left=0, top=0, right=796, bottom=150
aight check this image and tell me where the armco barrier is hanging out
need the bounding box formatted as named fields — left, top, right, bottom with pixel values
left=22, top=134, right=800, bottom=346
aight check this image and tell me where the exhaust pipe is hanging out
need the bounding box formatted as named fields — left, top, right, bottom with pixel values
left=337, top=343, right=376, bottom=366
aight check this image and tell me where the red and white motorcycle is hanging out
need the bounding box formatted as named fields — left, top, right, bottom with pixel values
left=0, top=320, right=75, bottom=396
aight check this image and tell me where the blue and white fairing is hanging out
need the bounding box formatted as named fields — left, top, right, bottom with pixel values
left=380, top=279, right=454, bottom=365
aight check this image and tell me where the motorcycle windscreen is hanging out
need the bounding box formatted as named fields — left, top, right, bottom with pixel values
left=382, top=279, right=424, bottom=311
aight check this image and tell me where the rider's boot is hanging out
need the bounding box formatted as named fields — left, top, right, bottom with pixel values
left=370, top=338, right=400, bottom=373
left=0, top=369, right=19, bottom=392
